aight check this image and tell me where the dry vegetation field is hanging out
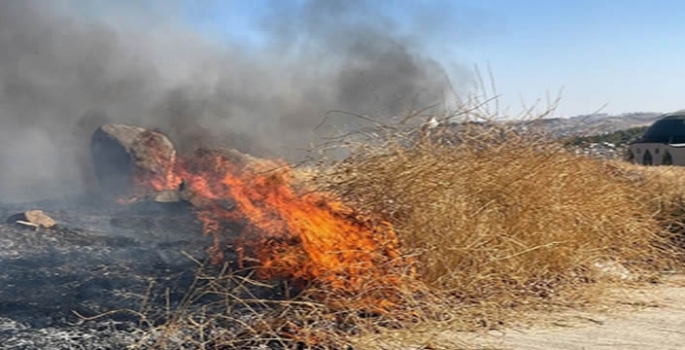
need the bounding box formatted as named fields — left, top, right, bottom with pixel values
left=139, top=105, right=685, bottom=350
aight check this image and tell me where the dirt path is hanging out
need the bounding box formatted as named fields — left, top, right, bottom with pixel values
left=456, top=276, right=685, bottom=350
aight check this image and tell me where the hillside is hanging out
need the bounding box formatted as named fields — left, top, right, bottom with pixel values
left=567, top=126, right=650, bottom=147
left=518, top=112, right=662, bottom=138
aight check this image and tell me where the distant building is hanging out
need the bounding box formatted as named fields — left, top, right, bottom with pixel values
left=627, top=111, right=685, bottom=165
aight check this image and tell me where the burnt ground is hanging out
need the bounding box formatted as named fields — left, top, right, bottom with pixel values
left=0, top=195, right=289, bottom=350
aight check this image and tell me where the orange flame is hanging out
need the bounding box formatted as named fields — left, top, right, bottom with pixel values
left=136, top=148, right=410, bottom=309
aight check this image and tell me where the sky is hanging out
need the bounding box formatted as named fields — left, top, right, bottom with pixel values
left=175, top=0, right=685, bottom=117
left=1, top=0, right=682, bottom=201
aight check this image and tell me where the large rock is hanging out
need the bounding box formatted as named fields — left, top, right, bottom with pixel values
left=91, top=124, right=178, bottom=198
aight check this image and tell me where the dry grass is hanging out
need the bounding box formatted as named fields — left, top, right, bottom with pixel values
left=304, top=116, right=683, bottom=348
left=128, top=263, right=451, bottom=350
left=137, top=108, right=685, bottom=349
left=319, top=122, right=673, bottom=300
left=610, top=162, right=685, bottom=258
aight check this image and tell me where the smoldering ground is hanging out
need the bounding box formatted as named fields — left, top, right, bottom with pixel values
left=0, top=0, right=474, bottom=202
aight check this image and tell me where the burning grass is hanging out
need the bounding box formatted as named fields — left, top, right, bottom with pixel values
left=131, top=112, right=685, bottom=349
left=174, top=148, right=414, bottom=312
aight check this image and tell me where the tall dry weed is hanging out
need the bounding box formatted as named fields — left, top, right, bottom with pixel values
left=317, top=121, right=674, bottom=307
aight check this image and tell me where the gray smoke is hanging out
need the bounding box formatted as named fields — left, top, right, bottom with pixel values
left=0, top=0, right=471, bottom=202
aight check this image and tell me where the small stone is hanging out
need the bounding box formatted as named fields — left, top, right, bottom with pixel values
left=150, top=190, right=181, bottom=203
left=7, top=210, right=57, bottom=230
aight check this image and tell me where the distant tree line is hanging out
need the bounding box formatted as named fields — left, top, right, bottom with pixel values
left=566, top=126, right=649, bottom=147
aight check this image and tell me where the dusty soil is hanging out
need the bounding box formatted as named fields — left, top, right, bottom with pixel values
left=451, top=276, right=685, bottom=350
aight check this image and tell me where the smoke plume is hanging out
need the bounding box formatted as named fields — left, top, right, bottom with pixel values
left=0, top=0, right=471, bottom=202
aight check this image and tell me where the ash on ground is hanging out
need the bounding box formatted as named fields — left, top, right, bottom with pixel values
left=0, top=195, right=287, bottom=350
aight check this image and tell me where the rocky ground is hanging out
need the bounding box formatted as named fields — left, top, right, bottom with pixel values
left=0, top=195, right=281, bottom=350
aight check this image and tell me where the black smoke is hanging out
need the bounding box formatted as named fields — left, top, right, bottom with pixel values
left=0, top=0, right=472, bottom=201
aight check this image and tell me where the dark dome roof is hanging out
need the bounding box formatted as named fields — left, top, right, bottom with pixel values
left=639, top=113, right=685, bottom=144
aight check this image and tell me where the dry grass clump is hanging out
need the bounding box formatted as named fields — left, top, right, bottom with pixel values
left=609, top=161, right=685, bottom=257
left=317, top=121, right=674, bottom=309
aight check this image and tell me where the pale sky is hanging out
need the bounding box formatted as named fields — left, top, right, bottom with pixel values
left=73, top=0, right=685, bottom=118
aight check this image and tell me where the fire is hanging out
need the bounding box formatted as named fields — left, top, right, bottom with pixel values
left=134, top=147, right=410, bottom=309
